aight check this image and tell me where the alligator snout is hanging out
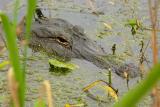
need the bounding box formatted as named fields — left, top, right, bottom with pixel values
left=114, top=63, right=140, bottom=78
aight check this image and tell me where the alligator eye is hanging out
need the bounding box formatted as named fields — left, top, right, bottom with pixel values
left=56, top=37, right=70, bottom=46
left=56, top=37, right=67, bottom=43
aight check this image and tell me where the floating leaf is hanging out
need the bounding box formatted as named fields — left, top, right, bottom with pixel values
left=125, top=19, right=142, bottom=28
left=126, top=19, right=137, bottom=26
left=49, top=59, right=79, bottom=70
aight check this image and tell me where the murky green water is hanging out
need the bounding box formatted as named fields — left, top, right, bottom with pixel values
left=0, top=0, right=159, bottom=107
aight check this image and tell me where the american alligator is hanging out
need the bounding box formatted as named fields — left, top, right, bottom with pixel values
left=17, top=9, right=139, bottom=78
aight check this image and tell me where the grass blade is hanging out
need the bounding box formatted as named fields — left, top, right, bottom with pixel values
left=13, top=0, right=20, bottom=26
left=22, top=0, right=37, bottom=71
left=0, top=12, right=24, bottom=106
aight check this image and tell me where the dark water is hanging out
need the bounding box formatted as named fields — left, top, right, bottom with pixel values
left=0, top=0, right=159, bottom=106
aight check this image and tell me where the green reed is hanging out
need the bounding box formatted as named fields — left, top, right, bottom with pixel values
left=0, top=0, right=36, bottom=106
left=23, top=0, right=37, bottom=72
left=0, top=11, right=24, bottom=107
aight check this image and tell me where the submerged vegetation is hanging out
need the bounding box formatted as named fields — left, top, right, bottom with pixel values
left=0, top=0, right=159, bottom=107
left=49, top=59, right=79, bottom=76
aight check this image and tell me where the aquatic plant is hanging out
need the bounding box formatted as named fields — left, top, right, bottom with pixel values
left=114, top=0, right=160, bottom=106
left=49, top=59, right=79, bottom=76
left=83, top=80, right=118, bottom=102
left=0, top=0, right=36, bottom=106
left=49, top=59, right=79, bottom=70
left=113, top=64, right=160, bottom=107
left=0, top=11, right=24, bottom=106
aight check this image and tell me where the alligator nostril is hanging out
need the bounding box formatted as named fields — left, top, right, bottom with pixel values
left=115, top=63, right=139, bottom=78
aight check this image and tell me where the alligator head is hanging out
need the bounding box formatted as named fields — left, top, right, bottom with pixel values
left=17, top=9, right=140, bottom=78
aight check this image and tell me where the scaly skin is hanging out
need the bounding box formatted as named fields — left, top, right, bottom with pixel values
left=17, top=16, right=139, bottom=78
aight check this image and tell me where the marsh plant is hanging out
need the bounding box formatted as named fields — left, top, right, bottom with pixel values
left=0, top=0, right=159, bottom=107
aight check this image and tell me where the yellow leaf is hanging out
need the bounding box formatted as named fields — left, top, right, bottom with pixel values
left=100, top=85, right=118, bottom=101
left=65, top=104, right=72, bottom=107
left=73, top=104, right=85, bottom=107
left=103, top=23, right=112, bottom=30
left=124, top=71, right=128, bottom=79
left=0, top=60, right=10, bottom=69
left=83, top=80, right=102, bottom=92
left=65, top=103, right=84, bottom=107
left=83, top=80, right=118, bottom=101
